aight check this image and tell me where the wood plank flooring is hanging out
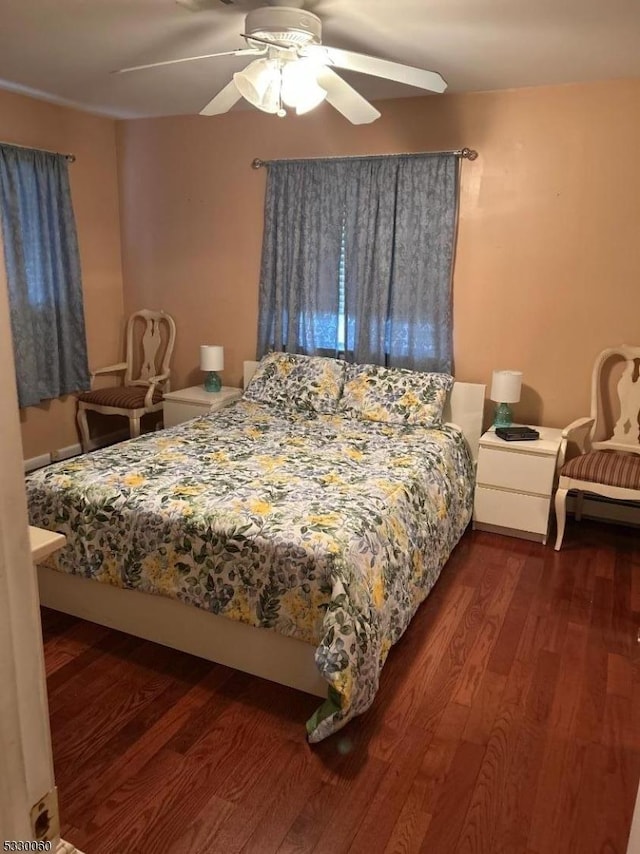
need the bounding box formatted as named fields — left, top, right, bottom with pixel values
left=42, top=521, right=640, bottom=854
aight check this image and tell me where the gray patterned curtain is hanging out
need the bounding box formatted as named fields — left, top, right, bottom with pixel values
left=0, top=144, right=89, bottom=408
left=257, top=159, right=347, bottom=357
left=257, top=153, right=459, bottom=372
left=343, top=154, right=458, bottom=373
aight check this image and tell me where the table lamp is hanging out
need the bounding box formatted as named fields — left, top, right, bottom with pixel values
left=200, top=345, right=223, bottom=392
left=490, top=370, right=522, bottom=427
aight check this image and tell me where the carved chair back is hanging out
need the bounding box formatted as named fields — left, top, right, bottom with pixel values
left=124, top=310, right=177, bottom=391
left=589, top=345, right=640, bottom=455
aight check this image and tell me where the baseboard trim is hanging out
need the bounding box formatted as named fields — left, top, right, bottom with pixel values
left=24, top=452, right=51, bottom=473
left=566, top=493, right=640, bottom=528
left=24, top=429, right=129, bottom=474
left=50, top=442, right=82, bottom=462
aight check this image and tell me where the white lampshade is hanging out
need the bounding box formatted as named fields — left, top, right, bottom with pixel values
left=281, top=59, right=327, bottom=115
left=200, top=345, right=224, bottom=372
left=234, top=57, right=327, bottom=118
left=233, top=59, right=280, bottom=114
left=490, top=370, right=522, bottom=403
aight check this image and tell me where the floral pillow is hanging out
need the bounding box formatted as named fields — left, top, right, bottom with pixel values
left=338, top=363, right=453, bottom=427
left=243, top=352, right=346, bottom=414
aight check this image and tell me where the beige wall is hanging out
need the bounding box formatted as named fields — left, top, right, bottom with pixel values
left=117, top=78, right=640, bottom=429
left=0, top=89, right=125, bottom=459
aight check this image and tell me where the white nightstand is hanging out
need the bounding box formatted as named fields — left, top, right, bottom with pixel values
left=473, top=426, right=566, bottom=544
left=29, top=526, right=66, bottom=563
left=163, top=385, right=242, bottom=428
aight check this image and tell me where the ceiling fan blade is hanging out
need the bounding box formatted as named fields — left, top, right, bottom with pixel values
left=304, top=45, right=447, bottom=94
left=316, top=68, right=380, bottom=125
left=199, top=79, right=242, bottom=116
left=116, top=48, right=263, bottom=74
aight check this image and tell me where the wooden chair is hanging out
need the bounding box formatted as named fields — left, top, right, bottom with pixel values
left=77, top=309, right=177, bottom=452
left=554, top=345, right=640, bottom=549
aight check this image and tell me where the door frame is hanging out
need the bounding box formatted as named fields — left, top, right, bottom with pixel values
left=0, top=244, right=57, bottom=843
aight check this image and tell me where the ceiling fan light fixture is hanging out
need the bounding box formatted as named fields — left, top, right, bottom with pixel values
left=233, top=58, right=281, bottom=114
left=294, top=85, right=326, bottom=115
left=119, top=4, right=447, bottom=125
left=281, top=59, right=327, bottom=115
left=234, top=55, right=327, bottom=118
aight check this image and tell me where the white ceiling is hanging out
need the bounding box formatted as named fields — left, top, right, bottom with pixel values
left=0, top=0, right=639, bottom=119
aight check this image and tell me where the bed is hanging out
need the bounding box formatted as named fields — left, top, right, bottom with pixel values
left=28, top=355, right=484, bottom=742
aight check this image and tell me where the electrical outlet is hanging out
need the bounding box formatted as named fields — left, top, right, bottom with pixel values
left=30, top=788, right=60, bottom=843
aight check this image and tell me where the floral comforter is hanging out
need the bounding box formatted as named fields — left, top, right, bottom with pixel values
left=26, top=400, right=474, bottom=741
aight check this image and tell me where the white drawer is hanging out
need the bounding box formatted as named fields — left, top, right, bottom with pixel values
left=476, top=447, right=557, bottom=496
left=474, top=485, right=551, bottom=535
left=163, top=400, right=208, bottom=428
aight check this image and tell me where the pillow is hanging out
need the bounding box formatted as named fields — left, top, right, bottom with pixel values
left=243, top=352, right=346, bottom=414
left=338, top=363, right=453, bottom=427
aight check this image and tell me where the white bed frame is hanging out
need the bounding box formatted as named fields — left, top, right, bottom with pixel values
left=37, top=363, right=485, bottom=697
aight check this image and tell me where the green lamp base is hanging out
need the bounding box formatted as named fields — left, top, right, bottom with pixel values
left=493, top=402, right=513, bottom=428
left=204, top=371, right=221, bottom=393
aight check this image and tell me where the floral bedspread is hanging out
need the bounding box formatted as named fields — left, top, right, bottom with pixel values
left=26, top=400, right=474, bottom=742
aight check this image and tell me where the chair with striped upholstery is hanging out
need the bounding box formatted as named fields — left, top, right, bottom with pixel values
left=554, top=345, right=640, bottom=549
left=77, top=309, right=176, bottom=452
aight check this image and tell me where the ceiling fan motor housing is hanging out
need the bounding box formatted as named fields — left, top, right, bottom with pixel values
left=245, top=6, right=322, bottom=47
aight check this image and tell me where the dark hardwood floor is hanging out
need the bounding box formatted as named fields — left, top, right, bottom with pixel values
left=42, top=521, right=640, bottom=854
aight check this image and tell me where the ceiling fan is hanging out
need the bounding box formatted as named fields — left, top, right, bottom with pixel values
left=117, top=2, right=447, bottom=124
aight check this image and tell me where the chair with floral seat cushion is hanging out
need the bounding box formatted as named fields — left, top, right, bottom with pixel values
left=554, top=345, right=640, bottom=550
left=77, top=309, right=176, bottom=452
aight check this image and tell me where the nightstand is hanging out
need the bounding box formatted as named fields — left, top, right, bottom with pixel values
left=163, top=385, right=242, bottom=428
left=473, top=426, right=566, bottom=544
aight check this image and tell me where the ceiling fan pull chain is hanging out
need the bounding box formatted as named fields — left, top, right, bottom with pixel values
left=277, top=63, right=286, bottom=117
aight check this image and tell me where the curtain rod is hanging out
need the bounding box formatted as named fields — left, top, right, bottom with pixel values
left=0, top=140, right=76, bottom=163
left=251, top=148, right=478, bottom=169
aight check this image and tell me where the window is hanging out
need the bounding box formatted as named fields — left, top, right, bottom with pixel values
left=0, top=144, right=89, bottom=407
left=258, top=153, right=458, bottom=373
left=308, top=222, right=348, bottom=354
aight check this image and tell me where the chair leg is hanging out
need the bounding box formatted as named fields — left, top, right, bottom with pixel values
left=129, top=416, right=141, bottom=440
left=574, top=490, right=584, bottom=522
left=77, top=405, right=91, bottom=453
left=554, top=488, right=568, bottom=551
